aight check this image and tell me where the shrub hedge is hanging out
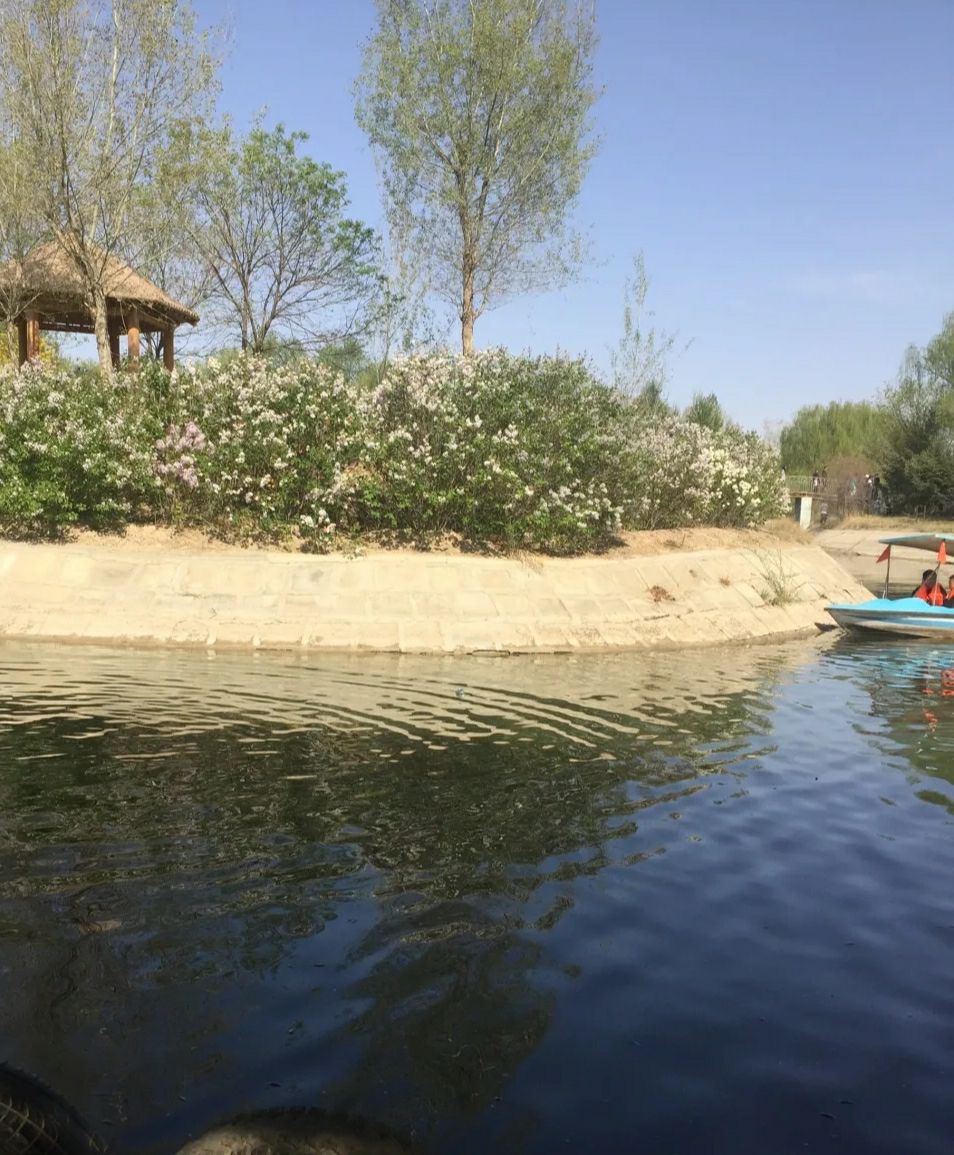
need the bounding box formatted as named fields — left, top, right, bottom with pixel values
left=0, top=352, right=787, bottom=553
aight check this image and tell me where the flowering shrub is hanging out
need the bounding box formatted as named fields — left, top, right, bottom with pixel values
left=152, top=355, right=363, bottom=540
left=0, top=363, right=158, bottom=537
left=0, top=352, right=787, bottom=550
left=704, top=426, right=790, bottom=526
left=345, top=353, right=628, bottom=551
left=624, top=416, right=789, bottom=528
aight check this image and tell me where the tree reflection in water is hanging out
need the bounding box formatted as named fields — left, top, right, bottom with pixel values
left=0, top=642, right=798, bottom=1152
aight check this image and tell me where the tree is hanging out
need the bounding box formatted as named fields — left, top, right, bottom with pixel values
left=779, top=400, right=886, bottom=474
left=195, top=122, right=382, bottom=354
left=0, top=138, right=45, bottom=330
left=881, top=315, right=954, bottom=514
left=0, top=0, right=219, bottom=374
left=355, top=0, right=599, bottom=356
left=609, top=253, right=680, bottom=400
left=134, top=123, right=217, bottom=362
left=684, top=391, right=725, bottom=431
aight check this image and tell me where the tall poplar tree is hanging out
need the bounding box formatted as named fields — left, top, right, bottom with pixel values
left=356, top=0, right=599, bottom=356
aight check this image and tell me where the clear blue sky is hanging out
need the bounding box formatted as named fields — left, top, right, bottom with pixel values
left=195, top=0, right=954, bottom=429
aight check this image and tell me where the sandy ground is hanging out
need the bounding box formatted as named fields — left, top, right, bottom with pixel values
left=66, top=519, right=811, bottom=560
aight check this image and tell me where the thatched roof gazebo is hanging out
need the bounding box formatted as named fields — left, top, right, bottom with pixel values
left=0, top=240, right=199, bottom=369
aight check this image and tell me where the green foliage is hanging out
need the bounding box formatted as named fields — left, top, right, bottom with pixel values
left=196, top=121, right=383, bottom=353
left=621, top=417, right=788, bottom=530
left=0, top=364, right=159, bottom=537
left=316, top=338, right=372, bottom=380
left=352, top=354, right=627, bottom=552
left=779, top=400, right=886, bottom=473
left=880, top=317, right=954, bottom=514
left=0, top=354, right=788, bottom=551
left=355, top=0, right=599, bottom=353
left=684, top=391, right=725, bottom=432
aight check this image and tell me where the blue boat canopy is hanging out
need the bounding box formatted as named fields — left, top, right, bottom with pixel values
left=879, top=533, right=954, bottom=553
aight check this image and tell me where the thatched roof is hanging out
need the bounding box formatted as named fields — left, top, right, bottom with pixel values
left=0, top=240, right=199, bottom=329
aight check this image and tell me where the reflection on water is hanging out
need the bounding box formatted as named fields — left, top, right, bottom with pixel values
left=2, top=639, right=954, bottom=1154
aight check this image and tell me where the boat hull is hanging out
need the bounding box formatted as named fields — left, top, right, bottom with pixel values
left=827, top=597, right=954, bottom=638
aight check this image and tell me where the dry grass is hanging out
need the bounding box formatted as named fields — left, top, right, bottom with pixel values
left=837, top=515, right=954, bottom=533
left=756, top=549, right=805, bottom=607
left=65, top=520, right=815, bottom=561
left=594, top=521, right=811, bottom=558
left=761, top=517, right=814, bottom=544
left=649, top=585, right=675, bottom=603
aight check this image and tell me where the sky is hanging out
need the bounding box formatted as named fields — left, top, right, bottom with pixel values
left=189, top=0, right=954, bottom=429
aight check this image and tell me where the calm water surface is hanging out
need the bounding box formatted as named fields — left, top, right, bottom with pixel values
left=2, top=637, right=954, bottom=1154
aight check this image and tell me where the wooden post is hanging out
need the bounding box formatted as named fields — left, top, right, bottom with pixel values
left=163, top=325, right=175, bottom=371
left=16, top=318, right=28, bottom=366
left=108, top=321, right=120, bottom=369
left=25, top=311, right=40, bottom=361
left=126, top=307, right=140, bottom=368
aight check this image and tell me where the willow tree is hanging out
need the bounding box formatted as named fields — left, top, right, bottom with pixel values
left=0, top=0, right=219, bottom=374
left=779, top=401, right=886, bottom=473
left=356, top=0, right=599, bottom=356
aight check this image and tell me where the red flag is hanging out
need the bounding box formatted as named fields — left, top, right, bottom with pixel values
left=939, top=541, right=948, bottom=565
left=877, top=545, right=891, bottom=563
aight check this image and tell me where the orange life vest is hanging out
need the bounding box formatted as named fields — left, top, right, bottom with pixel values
left=915, top=583, right=945, bottom=606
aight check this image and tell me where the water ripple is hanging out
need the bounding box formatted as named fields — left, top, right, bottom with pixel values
left=2, top=637, right=954, bottom=1154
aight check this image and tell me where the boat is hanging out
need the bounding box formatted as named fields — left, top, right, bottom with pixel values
left=827, top=533, right=954, bottom=637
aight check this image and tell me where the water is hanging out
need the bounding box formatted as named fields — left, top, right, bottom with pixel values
left=2, top=637, right=954, bottom=1154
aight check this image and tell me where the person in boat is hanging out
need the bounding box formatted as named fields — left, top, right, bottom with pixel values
left=945, top=575, right=954, bottom=608
left=913, top=569, right=946, bottom=605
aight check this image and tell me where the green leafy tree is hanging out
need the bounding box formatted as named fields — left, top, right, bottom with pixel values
left=195, top=122, right=382, bottom=353
left=684, top=391, right=725, bottom=431
left=881, top=315, right=954, bottom=514
left=632, top=380, right=672, bottom=416
left=779, top=400, right=886, bottom=474
left=355, top=0, right=599, bottom=355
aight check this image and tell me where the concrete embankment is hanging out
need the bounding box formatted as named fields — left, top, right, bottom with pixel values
left=817, top=529, right=935, bottom=595
left=0, top=537, right=868, bottom=653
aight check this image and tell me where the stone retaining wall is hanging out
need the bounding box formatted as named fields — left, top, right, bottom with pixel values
left=0, top=541, right=868, bottom=653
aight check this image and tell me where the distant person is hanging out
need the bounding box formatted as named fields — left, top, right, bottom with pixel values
left=914, top=570, right=945, bottom=605
left=811, top=471, right=820, bottom=492
left=821, top=469, right=828, bottom=490
left=872, top=474, right=884, bottom=514
left=819, top=501, right=829, bottom=526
